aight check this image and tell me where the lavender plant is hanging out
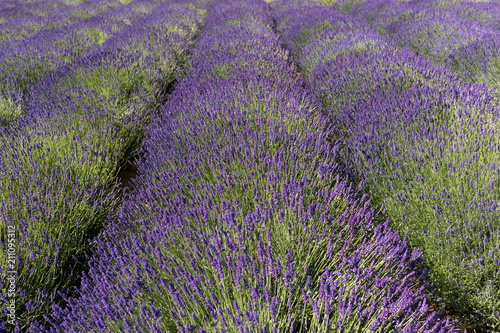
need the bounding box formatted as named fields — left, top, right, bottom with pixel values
left=342, top=57, right=500, bottom=332
left=278, top=6, right=390, bottom=78
left=0, top=126, right=120, bottom=331
left=382, top=9, right=492, bottom=65
left=444, top=34, right=500, bottom=92
left=24, top=0, right=199, bottom=143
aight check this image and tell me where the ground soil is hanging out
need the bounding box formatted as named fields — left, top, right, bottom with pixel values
left=117, top=161, right=139, bottom=195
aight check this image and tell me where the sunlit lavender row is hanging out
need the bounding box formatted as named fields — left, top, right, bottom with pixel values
left=332, top=0, right=500, bottom=90
left=272, top=0, right=500, bottom=331
left=0, top=0, right=166, bottom=130
left=0, top=0, right=144, bottom=44
left=3, top=0, right=499, bottom=331
left=36, top=0, right=464, bottom=332
left=0, top=0, right=207, bottom=331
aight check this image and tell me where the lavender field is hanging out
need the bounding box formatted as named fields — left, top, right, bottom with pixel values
left=0, top=0, right=499, bottom=332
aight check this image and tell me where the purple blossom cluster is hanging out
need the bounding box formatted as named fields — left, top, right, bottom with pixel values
left=43, top=0, right=460, bottom=332
left=0, top=0, right=207, bottom=331
left=274, top=0, right=500, bottom=330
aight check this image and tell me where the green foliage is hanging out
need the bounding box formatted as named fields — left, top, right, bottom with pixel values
left=0, top=97, right=23, bottom=127
left=478, top=57, right=500, bottom=95
left=77, top=28, right=108, bottom=45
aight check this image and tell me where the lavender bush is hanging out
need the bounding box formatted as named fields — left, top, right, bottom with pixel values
left=0, top=123, right=120, bottom=331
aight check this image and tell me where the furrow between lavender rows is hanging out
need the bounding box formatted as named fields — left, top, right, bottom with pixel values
left=0, top=0, right=208, bottom=331
left=44, top=0, right=458, bottom=332
left=271, top=0, right=500, bottom=331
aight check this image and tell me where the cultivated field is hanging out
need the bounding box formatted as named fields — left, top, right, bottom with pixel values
left=0, top=0, right=499, bottom=332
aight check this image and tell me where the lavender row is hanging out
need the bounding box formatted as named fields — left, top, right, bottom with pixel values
left=0, top=0, right=161, bottom=130
left=0, top=0, right=133, bottom=44
left=0, top=0, right=151, bottom=45
left=42, top=0, right=460, bottom=332
left=333, top=0, right=500, bottom=92
left=0, top=1, right=207, bottom=331
left=0, top=0, right=66, bottom=21
left=272, top=0, right=500, bottom=330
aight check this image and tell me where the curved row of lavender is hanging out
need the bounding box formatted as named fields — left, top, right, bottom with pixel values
left=331, top=0, right=500, bottom=92
left=0, top=0, right=132, bottom=44
left=0, top=0, right=161, bottom=130
left=42, top=0, right=460, bottom=332
left=0, top=0, right=66, bottom=21
left=0, top=0, right=208, bottom=331
left=271, top=0, right=500, bottom=330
